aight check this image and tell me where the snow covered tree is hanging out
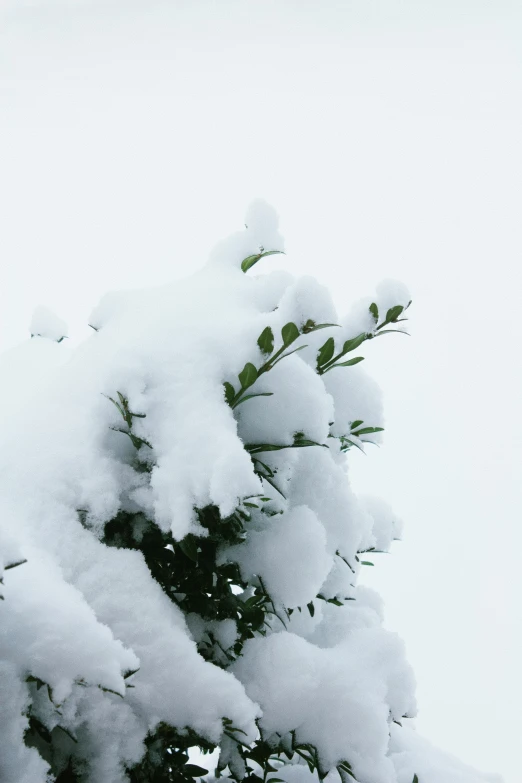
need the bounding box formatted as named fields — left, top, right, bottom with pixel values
left=0, top=202, right=500, bottom=783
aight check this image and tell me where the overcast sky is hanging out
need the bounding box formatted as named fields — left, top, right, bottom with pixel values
left=1, top=1, right=521, bottom=781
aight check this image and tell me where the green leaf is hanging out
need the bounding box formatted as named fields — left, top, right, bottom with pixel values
left=338, top=761, right=357, bottom=780
left=242, top=594, right=265, bottom=608
left=247, top=443, right=285, bottom=453
left=375, top=328, right=410, bottom=337
left=335, top=551, right=356, bottom=572
left=28, top=715, right=52, bottom=743
left=241, top=249, right=284, bottom=273
left=121, top=430, right=153, bottom=450
left=342, top=437, right=366, bottom=454
left=238, top=362, right=258, bottom=390
left=302, top=320, right=340, bottom=333
left=369, top=302, right=379, bottom=322
left=105, top=394, right=124, bottom=418
left=317, top=337, right=335, bottom=367
left=412, top=776, right=419, bottom=783
left=55, top=724, right=78, bottom=743
left=307, top=601, right=315, bottom=617
left=342, top=333, right=367, bottom=354
left=350, top=420, right=364, bottom=429
left=98, top=685, right=124, bottom=698
left=329, top=357, right=365, bottom=368
left=293, top=436, right=325, bottom=448
left=26, top=675, right=46, bottom=689
left=248, top=439, right=323, bottom=453
left=260, top=475, right=286, bottom=499
left=123, top=668, right=139, bottom=679
left=183, top=765, right=209, bottom=777
left=257, top=326, right=274, bottom=355
left=233, top=392, right=273, bottom=407
left=178, top=535, right=198, bottom=563
left=5, top=558, right=28, bottom=570
left=223, top=382, right=236, bottom=406
left=253, top=459, right=286, bottom=498
left=312, top=323, right=340, bottom=330
left=351, top=426, right=384, bottom=436
left=281, top=322, right=300, bottom=346
left=385, top=305, right=404, bottom=323
left=361, top=561, right=374, bottom=566
left=241, top=254, right=262, bottom=272
left=253, top=459, right=274, bottom=477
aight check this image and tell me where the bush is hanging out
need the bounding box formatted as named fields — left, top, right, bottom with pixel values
left=0, top=202, right=498, bottom=783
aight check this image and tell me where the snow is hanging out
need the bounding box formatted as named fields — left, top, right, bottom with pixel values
left=0, top=663, right=50, bottom=783
left=341, top=279, right=411, bottom=340
left=389, top=725, right=503, bottom=783
left=221, top=506, right=333, bottom=608
left=235, top=356, right=333, bottom=448
left=30, top=305, right=68, bottom=342
left=287, top=447, right=368, bottom=561
left=277, top=764, right=322, bottom=783
left=232, top=629, right=416, bottom=783
left=360, top=496, right=404, bottom=552
left=0, top=546, right=139, bottom=704
left=0, top=201, right=499, bottom=782
left=324, top=365, right=384, bottom=444
left=208, top=199, right=285, bottom=271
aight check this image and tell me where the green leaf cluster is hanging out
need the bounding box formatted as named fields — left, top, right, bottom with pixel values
left=225, top=319, right=340, bottom=409
left=105, top=392, right=152, bottom=451
left=332, top=420, right=385, bottom=454
left=369, top=300, right=412, bottom=335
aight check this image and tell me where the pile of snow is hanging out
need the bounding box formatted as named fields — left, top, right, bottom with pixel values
left=389, top=725, right=503, bottom=783
left=30, top=305, right=68, bottom=342
left=0, top=202, right=499, bottom=783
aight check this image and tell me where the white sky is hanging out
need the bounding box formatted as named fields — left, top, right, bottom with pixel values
left=1, top=1, right=521, bottom=781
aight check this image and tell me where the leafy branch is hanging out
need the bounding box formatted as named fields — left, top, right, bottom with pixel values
left=104, top=392, right=152, bottom=450
left=225, top=320, right=339, bottom=409
left=316, top=301, right=410, bottom=375
left=331, top=420, right=385, bottom=454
